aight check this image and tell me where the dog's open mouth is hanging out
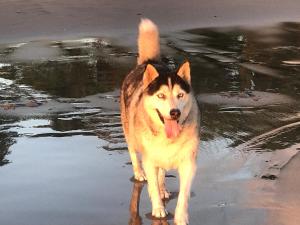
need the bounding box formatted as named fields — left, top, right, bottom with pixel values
left=156, top=109, right=181, bottom=139
left=156, top=109, right=165, bottom=124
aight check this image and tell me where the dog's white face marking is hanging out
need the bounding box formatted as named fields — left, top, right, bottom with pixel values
left=144, top=82, right=191, bottom=127
left=168, top=77, right=172, bottom=91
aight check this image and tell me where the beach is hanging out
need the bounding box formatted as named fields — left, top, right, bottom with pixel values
left=0, top=1, right=300, bottom=225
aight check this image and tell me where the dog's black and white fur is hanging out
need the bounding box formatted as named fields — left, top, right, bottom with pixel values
left=121, top=19, right=200, bottom=225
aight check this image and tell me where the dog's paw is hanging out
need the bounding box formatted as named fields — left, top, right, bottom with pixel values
left=134, top=170, right=147, bottom=182
left=152, top=206, right=168, bottom=218
left=174, top=210, right=189, bottom=225
left=160, top=189, right=171, bottom=199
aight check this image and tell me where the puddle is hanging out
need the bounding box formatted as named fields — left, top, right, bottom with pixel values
left=0, top=38, right=135, bottom=98
left=0, top=22, right=300, bottom=225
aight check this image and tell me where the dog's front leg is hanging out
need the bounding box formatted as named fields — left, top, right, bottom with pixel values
left=175, top=160, right=196, bottom=225
left=128, top=148, right=146, bottom=182
left=143, top=160, right=167, bottom=218
left=158, top=168, right=170, bottom=199
left=127, top=142, right=146, bottom=182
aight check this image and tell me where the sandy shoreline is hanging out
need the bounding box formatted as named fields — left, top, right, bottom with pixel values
left=1, top=0, right=300, bottom=44
left=1, top=1, right=300, bottom=224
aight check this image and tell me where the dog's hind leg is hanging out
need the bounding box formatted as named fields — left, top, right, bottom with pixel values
left=129, top=148, right=146, bottom=182
left=158, top=168, right=170, bottom=199
left=174, top=160, right=196, bottom=225
left=143, top=160, right=167, bottom=218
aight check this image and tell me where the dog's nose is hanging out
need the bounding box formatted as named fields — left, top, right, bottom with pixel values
left=170, top=108, right=181, bottom=120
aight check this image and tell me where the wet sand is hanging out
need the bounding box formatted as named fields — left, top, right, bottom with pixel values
left=271, top=150, right=300, bottom=225
left=1, top=0, right=300, bottom=44
left=1, top=1, right=300, bottom=225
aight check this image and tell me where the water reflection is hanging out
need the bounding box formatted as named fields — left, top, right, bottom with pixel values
left=180, top=23, right=299, bottom=97
left=1, top=38, right=135, bottom=98
left=0, top=132, right=14, bottom=166
left=0, top=108, right=126, bottom=152
left=128, top=181, right=171, bottom=225
left=51, top=117, right=84, bottom=132
left=128, top=181, right=144, bottom=225
left=0, top=117, right=19, bottom=166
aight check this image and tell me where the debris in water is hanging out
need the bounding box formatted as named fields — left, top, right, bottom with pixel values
left=261, top=174, right=277, bottom=180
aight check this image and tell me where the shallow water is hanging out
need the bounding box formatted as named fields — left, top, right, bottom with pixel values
left=0, top=22, right=300, bottom=225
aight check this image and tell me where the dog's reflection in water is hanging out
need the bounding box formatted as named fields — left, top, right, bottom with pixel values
left=128, top=181, right=171, bottom=225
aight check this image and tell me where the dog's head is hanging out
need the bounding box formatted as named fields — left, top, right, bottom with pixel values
left=142, top=61, right=193, bottom=139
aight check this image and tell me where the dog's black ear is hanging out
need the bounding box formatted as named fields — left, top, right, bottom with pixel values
left=143, top=64, right=159, bottom=89
left=177, top=61, right=191, bottom=85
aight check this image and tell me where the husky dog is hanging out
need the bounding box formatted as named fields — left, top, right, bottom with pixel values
left=120, top=19, right=200, bottom=225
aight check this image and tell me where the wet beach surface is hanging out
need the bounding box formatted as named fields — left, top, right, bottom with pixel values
left=1, top=21, right=300, bottom=225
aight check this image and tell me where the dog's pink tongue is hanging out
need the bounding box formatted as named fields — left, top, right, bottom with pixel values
left=164, top=119, right=181, bottom=139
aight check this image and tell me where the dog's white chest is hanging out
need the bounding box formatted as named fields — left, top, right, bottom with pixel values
left=140, top=132, right=196, bottom=169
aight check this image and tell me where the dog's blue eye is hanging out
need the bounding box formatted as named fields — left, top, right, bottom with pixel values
left=177, top=93, right=184, bottom=98
left=157, top=93, right=165, bottom=99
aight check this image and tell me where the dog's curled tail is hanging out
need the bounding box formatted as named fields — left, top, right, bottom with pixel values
left=137, top=18, right=160, bottom=65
